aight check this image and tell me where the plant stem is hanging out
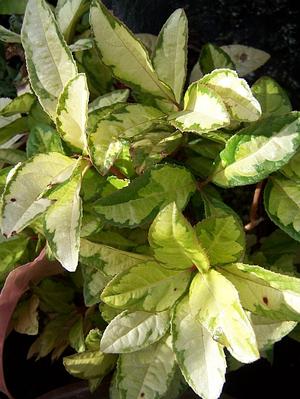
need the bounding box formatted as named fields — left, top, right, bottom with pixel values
left=244, top=181, right=265, bottom=231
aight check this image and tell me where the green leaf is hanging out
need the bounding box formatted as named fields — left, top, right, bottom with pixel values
left=63, top=350, right=116, bottom=380
left=33, top=278, right=75, bottom=314
left=56, top=0, right=90, bottom=43
left=250, top=314, right=296, bottom=352
left=80, top=47, right=113, bottom=98
left=195, top=215, right=245, bottom=265
left=28, top=313, right=74, bottom=360
left=90, top=0, right=176, bottom=106
left=219, top=263, right=300, bottom=321
left=264, top=175, right=300, bottom=241
left=200, top=186, right=236, bottom=218
left=26, top=124, right=64, bottom=157
left=172, top=296, right=226, bottom=399
left=148, top=202, right=210, bottom=271
left=200, top=69, right=261, bottom=122
left=0, top=25, right=21, bottom=43
left=0, top=0, right=28, bottom=14
left=130, top=129, right=183, bottom=174
left=0, top=149, right=26, bottom=165
left=88, top=103, right=164, bottom=175
left=1, top=152, right=77, bottom=237
left=44, top=167, right=84, bottom=271
left=212, top=112, right=300, bottom=187
left=168, top=81, right=230, bottom=133
left=56, top=73, right=89, bottom=152
left=80, top=167, right=108, bottom=203
left=93, top=164, right=196, bottom=228
left=199, top=43, right=235, bottom=75
left=21, top=0, right=77, bottom=119
left=0, top=98, right=20, bottom=125
left=80, top=238, right=150, bottom=276
left=68, top=315, right=86, bottom=353
left=0, top=117, right=29, bottom=146
left=13, top=295, right=39, bottom=335
left=82, top=264, right=111, bottom=306
left=100, top=310, right=170, bottom=353
left=281, top=150, right=300, bottom=182
left=101, top=261, right=191, bottom=312
left=116, top=336, right=176, bottom=399
left=189, top=270, right=259, bottom=363
left=152, top=9, right=188, bottom=102
left=88, top=89, right=130, bottom=113
left=221, top=45, right=270, bottom=77
left=252, top=77, right=292, bottom=118
left=0, top=234, right=29, bottom=282
left=0, top=93, right=35, bottom=116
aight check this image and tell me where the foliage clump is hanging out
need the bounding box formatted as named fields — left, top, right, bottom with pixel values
left=1, top=1, right=300, bottom=398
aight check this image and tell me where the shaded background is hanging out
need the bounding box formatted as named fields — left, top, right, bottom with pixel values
left=103, top=0, right=300, bottom=109
left=1, top=0, right=300, bottom=398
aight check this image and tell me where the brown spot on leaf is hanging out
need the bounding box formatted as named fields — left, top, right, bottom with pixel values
left=174, top=288, right=177, bottom=291
left=263, top=296, right=268, bottom=305
left=140, top=394, right=145, bottom=398
left=240, top=53, right=248, bottom=62
left=10, top=198, right=16, bottom=202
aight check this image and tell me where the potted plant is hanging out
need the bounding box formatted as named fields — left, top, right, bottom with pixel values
left=1, top=0, right=300, bottom=398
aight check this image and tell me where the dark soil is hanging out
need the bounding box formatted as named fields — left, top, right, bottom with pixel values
left=103, top=0, right=300, bottom=109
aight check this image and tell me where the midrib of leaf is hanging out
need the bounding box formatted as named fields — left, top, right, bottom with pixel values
left=219, top=267, right=281, bottom=291
left=271, top=177, right=300, bottom=211
left=105, top=315, right=154, bottom=348
left=199, top=219, right=231, bottom=255
left=96, top=114, right=166, bottom=137
left=37, top=2, right=66, bottom=91
left=111, top=268, right=187, bottom=296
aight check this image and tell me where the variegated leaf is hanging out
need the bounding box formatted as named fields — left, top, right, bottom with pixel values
left=44, top=166, right=85, bottom=271
left=56, top=0, right=90, bottom=43
left=219, top=263, right=300, bottom=322
left=189, top=270, right=259, bottom=363
left=250, top=314, right=296, bottom=352
left=93, top=164, right=196, bottom=228
left=148, top=202, right=210, bottom=271
left=26, top=124, right=64, bottom=157
left=101, top=261, right=191, bottom=312
left=199, top=43, right=235, bottom=74
left=200, top=68, right=261, bottom=121
left=80, top=238, right=151, bottom=276
left=1, top=153, right=77, bottom=237
left=0, top=25, right=21, bottom=43
left=90, top=0, right=176, bottom=107
left=221, top=45, right=270, bottom=77
left=213, top=112, right=300, bottom=187
left=88, top=89, right=130, bottom=113
left=168, top=81, right=230, bottom=133
left=0, top=93, right=35, bottom=117
left=252, top=76, right=292, bottom=118
left=88, top=103, right=164, bottom=175
left=56, top=73, right=89, bottom=152
left=264, top=175, right=300, bottom=242
left=152, top=9, right=188, bottom=103
left=21, top=0, right=77, bottom=119
left=116, top=336, right=176, bottom=399
left=172, top=296, right=226, bottom=399
left=195, top=215, right=245, bottom=265
left=100, top=310, right=170, bottom=353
